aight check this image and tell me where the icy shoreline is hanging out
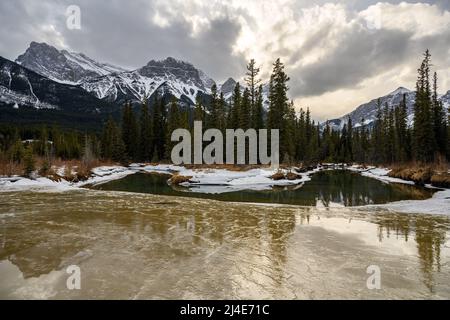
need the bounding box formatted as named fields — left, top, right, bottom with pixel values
left=0, top=164, right=317, bottom=193
left=0, top=164, right=448, bottom=215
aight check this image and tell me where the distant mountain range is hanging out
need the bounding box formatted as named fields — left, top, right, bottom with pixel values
left=325, top=87, right=450, bottom=130
left=1, top=41, right=449, bottom=129
left=15, top=42, right=233, bottom=107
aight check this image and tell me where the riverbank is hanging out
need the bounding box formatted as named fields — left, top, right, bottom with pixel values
left=1, top=163, right=449, bottom=215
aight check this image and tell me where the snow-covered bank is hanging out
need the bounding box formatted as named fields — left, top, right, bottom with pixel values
left=345, top=165, right=450, bottom=215
left=1, top=163, right=448, bottom=215
left=347, top=165, right=415, bottom=185
left=0, top=164, right=317, bottom=194
left=369, top=188, right=450, bottom=215
left=138, top=164, right=318, bottom=193
left=0, top=176, right=76, bottom=192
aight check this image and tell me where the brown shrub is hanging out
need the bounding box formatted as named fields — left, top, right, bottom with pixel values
left=270, top=171, right=285, bottom=180
left=286, top=172, right=301, bottom=180
left=431, top=173, right=450, bottom=188
left=410, top=168, right=433, bottom=185
left=168, top=175, right=193, bottom=185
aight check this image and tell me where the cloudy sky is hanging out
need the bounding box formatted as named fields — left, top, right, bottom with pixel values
left=1, top=0, right=449, bottom=121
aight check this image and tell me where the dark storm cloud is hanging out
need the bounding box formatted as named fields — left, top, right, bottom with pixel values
left=60, top=0, right=247, bottom=80
left=0, top=0, right=246, bottom=82
left=289, top=23, right=450, bottom=97
left=290, top=28, right=413, bottom=96
left=0, top=0, right=448, bottom=95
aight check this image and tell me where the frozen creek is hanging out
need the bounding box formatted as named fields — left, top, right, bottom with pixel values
left=0, top=188, right=450, bottom=299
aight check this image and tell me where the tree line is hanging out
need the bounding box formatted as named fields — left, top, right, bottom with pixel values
left=1, top=50, right=448, bottom=172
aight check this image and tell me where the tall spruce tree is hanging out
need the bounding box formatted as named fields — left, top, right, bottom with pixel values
left=240, top=88, right=251, bottom=130
left=121, top=101, right=139, bottom=161
left=252, top=85, right=264, bottom=129
left=152, top=93, right=167, bottom=161
left=139, top=98, right=152, bottom=161
left=267, top=58, right=290, bottom=162
left=432, top=72, right=447, bottom=157
left=413, top=50, right=436, bottom=162
left=229, top=82, right=241, bottom=129
left=165, top=98, right=181, bottom=159
left=245, top=59, right=261, bottom=127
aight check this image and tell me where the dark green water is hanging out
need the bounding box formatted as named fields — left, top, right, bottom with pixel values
left=91, top=170, right=436, bottom=207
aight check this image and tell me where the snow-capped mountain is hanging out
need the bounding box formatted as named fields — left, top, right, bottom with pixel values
left=0, top=56, right=113, bottom=113
left=81, top=57, right=216, bottom=105
left=13, top=42, right=274, bottom=111
left=15, top=42, right=219, bottom=106
left=16, top=42, right=127, bottom=84
left=326, top=87, right=450, bottom=130
left=218, top=77, right=237, bottom=101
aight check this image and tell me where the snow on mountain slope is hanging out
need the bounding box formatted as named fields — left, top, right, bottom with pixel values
left=81, top=57, right=215, bottom=105
left=326, top=86, right=450, bottom=130
left=15, top=42, right=220, bottom=106
left=16, top=42, right=127, bottom=84
left=14, top=42, right=273, bottom=109
left=218, top=77, right=237, bottom=101
left=15, top=42, right=272, bottom=108
left=0, top=56, right=113, bottom=113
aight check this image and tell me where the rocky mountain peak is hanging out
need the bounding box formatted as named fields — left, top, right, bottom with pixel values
left=389, top=87, right=412, bottom=96
left=16, top=42, right=126, bottom=84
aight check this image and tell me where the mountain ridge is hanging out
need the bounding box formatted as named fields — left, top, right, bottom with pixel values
left=5, top=42, right=450, bottom=129
left=325, top=86, right=450, bottom=130
left=16, top=42, right=222, bottom=106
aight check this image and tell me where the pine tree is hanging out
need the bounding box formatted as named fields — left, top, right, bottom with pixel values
left=194, top=94, right=205, bottom=122
left=372, top=99, right=384, bottom=164
left=82, top=134, right=95, bottom=165
left=432, top=72, right=447, bottom=157
left=121, top=101, right=139, bottom=161
left=385, top=105, right=396, bottom=164
left=413, top=50, right=436, bottom=163
left=23, top=145, right=35, bottom=177
left=229, top=82, right=241, bottom=129
left=252, top=85, right=264, bottom=129
left=151, top=93, right=167, bottom=161
left=267, top=58, right=290, bottom=162
left=297, top=108, right=307, bottom=161
left=139, top=98, right=152, bottom=161
left=165, top=98, right=181, bottom=159
left=284, top=101, right=296, bottom=161
left=245, top=59, right=261, bottom=127
left=217, top=92, right=226, bottom=132
left=240, top=88, right=251, bottom=130
left=10, top=138, right=24, bottom=163
left=208, top=84, right=219, bottom=129
left=394, top=94, right=409, bottom=162
left=101, top=116, right=126, bottom=163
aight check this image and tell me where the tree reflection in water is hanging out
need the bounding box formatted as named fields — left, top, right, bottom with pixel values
left=374, top=213, right=448, bottom=292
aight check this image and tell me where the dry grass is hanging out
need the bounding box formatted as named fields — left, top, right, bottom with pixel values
left=0, top=157, right=118, bottom=180
left=431, top=173, right=450, bottom=188
left=0, top=160, right=23, bottom=176
left=388, top=160, right=449, bottom=186
left=168, top=174, right=193, bottom=185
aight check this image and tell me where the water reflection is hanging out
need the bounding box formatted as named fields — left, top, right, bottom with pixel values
left=0, top=191, right=449, bottom=299
left=374, top=213, right=448, bottom=292
left=92, top=170, right=436, bottom=207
